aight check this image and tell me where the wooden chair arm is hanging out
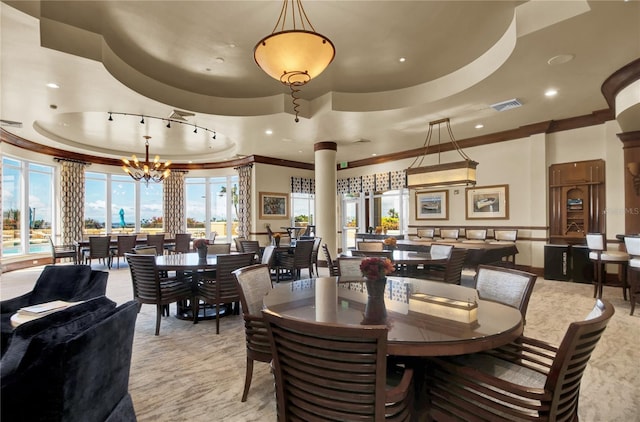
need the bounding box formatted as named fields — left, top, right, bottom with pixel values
left=385, top=367, right=413, bottom=404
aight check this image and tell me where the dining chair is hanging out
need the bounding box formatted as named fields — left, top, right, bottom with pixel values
left=112, top=235, right=137, bottom=268
left=206, top=243, right=231, bottom=255
left=125, top=253, right=194, bottom=336
left=239, top=240, right=261, bottom=262
left=322, top=243, right=339, bottom=276
left=196, top=252, right=254, bottom=334
left=416, top=228, right=435, bottom=239
left=419, top=243, right=453, bottom=275
left=336, top=257, right=364, bottom=278
left=208, top=231, right=217, bottom=243
left=146, top=233, right=166, bottom=256
left=425, top=299, right=614, bottom=422
left=48, top=236, right=77, bottom=265
left=171, top=233, right=192, bottom=254
left=133, top=245, right=158, bottom=255
left=234, top=237, right=246, bottom=252
left=83, top=236, right=112, bottom=269
left=474, top=264, right=537, bottom=322
left=262, top=308, right=414, bottom=421
left=232, top=264, right=273, bottom=402
left=275, top=239, right=314, bottom=282
left=309, top=237, right=322, bottom=276
left=423, top=248, right=467, bottom=284
left=490, top=229, right=518, bottom=266
left=462, top=229, right=487, bottom=243
left=586, top=233, right=629, bottom=300
left=260, top=245, right=277, bottom=280
left=624, top=235, right=640, bottom=315
left=357, top=241, right=384, bottom=251
left=439, top=228, right=459, bottom=240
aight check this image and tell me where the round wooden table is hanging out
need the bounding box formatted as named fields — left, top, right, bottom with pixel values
left=263, top=276, right=523, bottom=357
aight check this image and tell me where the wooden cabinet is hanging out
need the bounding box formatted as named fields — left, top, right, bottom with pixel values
left=549, top=160, right=605, bottom=244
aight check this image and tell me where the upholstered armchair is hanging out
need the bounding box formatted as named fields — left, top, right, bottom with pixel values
left=1, top=296, right=138, bottom=422
left=1, top=265, right=108, bottom=356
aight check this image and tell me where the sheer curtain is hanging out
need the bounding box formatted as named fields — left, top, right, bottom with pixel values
left=236, top=164, right=252, bottom=239
left=163, top=171, right=186, bottom=236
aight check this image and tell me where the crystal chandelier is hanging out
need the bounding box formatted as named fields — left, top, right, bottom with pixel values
left=121, top=136, right=171, bottom=185
left=254, top=0, right=335, bottom=122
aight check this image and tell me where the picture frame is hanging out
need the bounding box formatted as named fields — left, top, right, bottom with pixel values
left=465, top=184, right=509, bottom=219
left=415, top=190, right=449, bottom=220
left=259, top=192, right=289, bottom=219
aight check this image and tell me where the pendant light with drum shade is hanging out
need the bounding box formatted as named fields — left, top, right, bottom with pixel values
left=254, top=0, right=335, bottom=122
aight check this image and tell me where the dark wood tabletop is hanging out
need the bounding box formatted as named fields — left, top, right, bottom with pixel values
left=263, top=276, right=523, bottom=357
left=155, top=252, right=218, bottom=271
left=341, top=249, right=449, bottom=266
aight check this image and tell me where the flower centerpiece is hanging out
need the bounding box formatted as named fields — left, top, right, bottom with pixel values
left=272, top=232, right=281, bottom=247
left=383, top=237, right=397, bottom=249
left=193, top=238, right=208, bottom=259
left=360, top=257, right=395, bottom=281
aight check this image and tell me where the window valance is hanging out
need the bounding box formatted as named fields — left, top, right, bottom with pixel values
left=337, top=170, right=406, bottom=194
left=291, top=177, right=316, bottom=194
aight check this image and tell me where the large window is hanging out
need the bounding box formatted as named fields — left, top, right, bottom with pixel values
left=85, top=172, right=107, bottom=233
left=185, top=175, right=238, bottom=242
left=2, top=157, right=55, bottom=256
left=291, top=192, right=315, bottom=232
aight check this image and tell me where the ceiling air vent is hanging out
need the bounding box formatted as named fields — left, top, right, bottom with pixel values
left=0, top=119, right=23, bottom=128
left=168, top=110, right=195, bottom=121
left=490, top=98, right=522, bottom=112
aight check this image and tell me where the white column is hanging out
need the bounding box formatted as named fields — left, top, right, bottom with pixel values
left=314, top=142, right=337, bottom=263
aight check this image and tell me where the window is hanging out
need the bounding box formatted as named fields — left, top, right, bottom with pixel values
left=2, top=157, right=55, bottom=256
left=291, top=192, right=315, bottom=232
left=185, top=175, right=238, bottom=242
left=85, top=172, right=107, bottom=233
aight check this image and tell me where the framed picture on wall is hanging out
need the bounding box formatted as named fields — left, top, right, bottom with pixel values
left=465, top=184, right=509, bottom=219
left=415, top=190, right=449, bottom=220
left=259, top=192, right=289, bottom=219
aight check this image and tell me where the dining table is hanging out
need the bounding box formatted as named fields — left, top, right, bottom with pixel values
left=341, top=249, right=449, bottom=266
left=262, top=276, right=523, bottom=357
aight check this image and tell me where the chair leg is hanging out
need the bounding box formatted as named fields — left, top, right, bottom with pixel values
left=621, top=263, right=628, bottom=301
left=155, top=304, right=162, bottom=336
left=242, top=357, right=254, bottom=402
left=216, top=303, right=220, bottom=334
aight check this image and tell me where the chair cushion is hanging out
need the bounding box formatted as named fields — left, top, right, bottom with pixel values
left=588, top=251, right=629, bottom=262
left=451, top=353, right=547, bottom=389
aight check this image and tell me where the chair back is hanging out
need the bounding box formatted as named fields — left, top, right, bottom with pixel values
left=233, top=264, right=273, bottom=316
left=116, top=235, right=138, bottom=255
left=173, top=233, right=191, bottom=254
left=442, top=248, right=467, bottom=284
left=240, top=240, right=260, bottom=255
left=351, top=250, right=394, bottom=262
left=337, top=257, right=363, bottom=278
left=475, top=265, right=537, bottom=319
left=311, top=237, right=322, bottom=264
left=262, top=308, right=390, bottom=421
left=544, top=299, right=614, bottom=417
left=48, top=236, right=76, bottom=264
left=234, top=237, right=246, bottom=252
left=146, top=234, right=165, bottom=255
left=293, top=239, right=314, bottom=267
left=266, top=225, right=275, bottom=243
left=207, top=243, right=231, bottom=255
left=625, top=235, right=640, bottom=257
left=322, top=243, right=339, bottom=276
left=430, top=244, right=453, bottom=259
left=465, top=229, right=487, bottom=241
left=493, top=229, right=517, bottom=242
left=357, top=241, right=384, bottom=251
left=586, top=232, right=606, bottom=251
left=88, top=236, right=111, bottom=258
left=125, top=253, right=161, bottom=303
left=261, top=245, right=276, bottom=268
left=201, top=253, right=255, bottom=305
left=133, top=245, right=158, bottom=255
left=439, top=228, right=459, bottom=240
left=416, top=228, right=435, bottom=239
left=208, top=231, right=217, bottom=243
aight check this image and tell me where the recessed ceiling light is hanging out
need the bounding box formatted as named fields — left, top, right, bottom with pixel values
left=215, top=57, right=225, bottom=64
left=399, top=57, right=406, bottom=63
left=545, top=89, right=558, bottom=97
left=372, top=153, right=377, bottom=156
left=475, top=124, right=484, bottom=129
left=46, top=82, right=59, bottom=89
left=547, top=54, right=575, bottom=66
left=265, top=129, right=273, bottom=135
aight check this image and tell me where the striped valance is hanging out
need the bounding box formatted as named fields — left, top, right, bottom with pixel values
left=291, top=177, right=316, bottom=194
left=337, top=170, right=406, bottom=194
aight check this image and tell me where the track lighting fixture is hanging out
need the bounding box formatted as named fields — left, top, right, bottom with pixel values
left=106, top=112, right=216, bottom=138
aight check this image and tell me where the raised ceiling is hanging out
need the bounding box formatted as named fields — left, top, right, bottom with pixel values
left=1, top=0, right=639, bottom=165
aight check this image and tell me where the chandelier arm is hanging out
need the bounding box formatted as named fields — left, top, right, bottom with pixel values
left=446, top=123, right=473, bottom=161
left=273, top=0, right=288, bottom=33
left=408, top=124, right=434, bottom=169
left=296, top=0, right=315, bottom=32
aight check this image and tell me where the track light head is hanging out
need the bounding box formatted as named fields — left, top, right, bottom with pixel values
left=194, top=127, right=198, bottom=133
left=140, top=116, right=145, bottom=124
left=212, top=131, right=217, bottom=140
left=166, top=121, right=171, bottom=128
left=108, top=113, right=113, bottom=121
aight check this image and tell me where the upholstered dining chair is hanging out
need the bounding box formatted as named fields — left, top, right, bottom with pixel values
left=357, top=241, right=384, bottom=251
left=310, top=236, right=322, bottom=276
left=83, top=236, right=112, bottom=269
left=490, top=229, right=518, bottom=266
left=146, top=233, right=165, bottom=256
left=474, top=265, right=537, bottom=322
left=232, top=264, right=273, bottom=402
left=439, top=228, right=459, bottom=241
left=48, top=236, right=77, bottom=265
left=336, top=257, right=364, bottom=279
left=196, top=252, right=254, bottom=334
left=125, top=253, right=194, bottom=335
left=624, top=235, right=640, bottom=315
left=206, top=243, right=231, bottom=255
left=586, top=233, right=629, bottom=300
left=262, top=308, right=414, bottom=421
left=112, top=235, right=137, bottom=268
left=416, top=228, right=435, bottom=239
left=463, top=229, right=487, bottom=243
left=425, top=299, right=614, bottom=422
left=424, top=248, right=467, bottom=284
left=322, top=243, right=340, bottom=276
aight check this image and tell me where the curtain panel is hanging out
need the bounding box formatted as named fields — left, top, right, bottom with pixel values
left=163, top=171, right=186, bottom=236
left=60, top=160, right=87, bottom=245
left=236, top=164, right=252, bottom=239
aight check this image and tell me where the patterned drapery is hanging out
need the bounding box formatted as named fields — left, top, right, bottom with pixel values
left=236, top=164, right=252, bottom=239
left=59, top=160, right=87, bottom=244
left=163, top=171, right=186, bottom=236
left=337, top=170, right=406, bottom=194
left=291, top=177, right=315, bottom=194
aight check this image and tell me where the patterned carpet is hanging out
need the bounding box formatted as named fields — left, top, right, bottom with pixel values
left=2, top=264, right=638, bottom=421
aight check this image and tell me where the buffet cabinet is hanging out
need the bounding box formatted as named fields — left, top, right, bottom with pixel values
left=549, top=159, right=605, bottom=245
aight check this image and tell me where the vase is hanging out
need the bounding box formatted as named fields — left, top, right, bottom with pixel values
left=197, top=247, right=207, bottom=260
left=362, top=277, right=387, bottom=325
left=272, top=237, right=280, bottom=247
